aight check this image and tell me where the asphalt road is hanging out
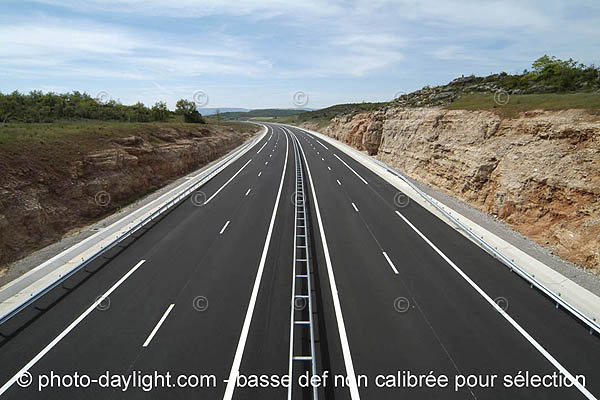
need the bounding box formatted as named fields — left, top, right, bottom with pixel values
left=0, top=123, right=598, bottom=399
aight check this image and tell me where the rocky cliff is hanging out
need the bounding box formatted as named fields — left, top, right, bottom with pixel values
left=301, top=108, right=600, bottom=275
left=0, top=124, right=256, bottom=267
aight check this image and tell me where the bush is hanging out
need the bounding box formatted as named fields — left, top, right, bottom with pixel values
left=0, top=91, right=174, bottom=123
left=151, top=101, right=169, bottom=121
left=503, top=55, right=600, bottom=92
left=175, top=99, right=205, bottom=123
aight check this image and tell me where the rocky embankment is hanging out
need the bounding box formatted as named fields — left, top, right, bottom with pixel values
left=301, top=108, right=600, bottom=275
left=0, top=124, right=256, bottom=268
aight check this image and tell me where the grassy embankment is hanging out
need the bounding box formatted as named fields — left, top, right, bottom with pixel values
left=447, top=92, right=600, bottom=118
left=218, top=108, right=307, bottom=122
left=0, top=119, right=257, bottom=172
left=277, top=92, right=600, bottom=129
left=274, top=102, right=388, bottom=128
left=0, top=119, right=259, bottom=270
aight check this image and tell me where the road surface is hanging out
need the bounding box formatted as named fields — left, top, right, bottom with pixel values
left=0, top=123, right=598, bottom=399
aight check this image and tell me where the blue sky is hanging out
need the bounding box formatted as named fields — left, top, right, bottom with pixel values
left=1, top=0, right=599, bottom=110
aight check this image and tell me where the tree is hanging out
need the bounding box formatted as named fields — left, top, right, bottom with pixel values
left=131, top=102, right=150, bottom=122
left=529, top=55, right=598, bottom=91
left=151, top=101, right=170, bottom=121
left=175, top=99, right=205, bottom=123
left=175, top=99, right=195, bottom=114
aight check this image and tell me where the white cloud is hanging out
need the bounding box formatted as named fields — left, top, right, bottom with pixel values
left=0, top=19, right=272, bottom=80
left=0, top=24, right=141, bottom=58
left=332, top=33, right=408, bottom=48
left=34, top=0, right=344, bottom=18
left=3, top=0, right=599, bottom=108
left=353, top=0, right=551, bottom=30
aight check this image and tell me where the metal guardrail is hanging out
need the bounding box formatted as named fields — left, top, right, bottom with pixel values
left=290, top=124, right=600, bottom=336
left=288, top=133, right=318, bottom=400
left=0, top=129, right=265, bottom=326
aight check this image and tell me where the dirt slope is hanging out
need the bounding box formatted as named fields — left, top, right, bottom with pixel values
left=0, top=123, right=257, bottom=268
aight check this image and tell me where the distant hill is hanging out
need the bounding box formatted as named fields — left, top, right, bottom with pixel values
left=198, top=108, right=249, bottom=116
left=280, top=55, right=600, bottom=126
left=219, top=108, right=310, bottom=120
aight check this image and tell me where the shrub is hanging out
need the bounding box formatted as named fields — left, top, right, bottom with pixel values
left=175, top=99, right=205, bottom=123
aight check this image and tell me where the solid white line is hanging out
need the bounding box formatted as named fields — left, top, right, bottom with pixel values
left=382, top=252, right=399, bottom=274
left=219, top=220, right=230, bottom=235
left=314, top=138, right=329, bottom=150
left=258, top=171, right=262, bottom=177
left=334, top=154, right=368, bottom=185
left=292, top=132, right=361, bottom=400
left=142, top=304, right=175, bottom=347
left=223, top=129, right=290, bottom=400
left=351, top=202, right=359, bottom=212
left=395, top=210, right=596, bottom=400
left=245, top=188, right=251, bottom=196
left=205, top=159, right=252, bottom=204
left=0, top=260, right=146, bottom=396
left=337, top=179, right=341, bottom=186
left=256, top=141, right=268, bottom=154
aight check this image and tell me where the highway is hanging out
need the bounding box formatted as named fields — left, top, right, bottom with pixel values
left=0, top=123, right=598, bottom=399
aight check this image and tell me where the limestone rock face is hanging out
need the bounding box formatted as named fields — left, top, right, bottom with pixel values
left=302, top=108, right=600, bottom=275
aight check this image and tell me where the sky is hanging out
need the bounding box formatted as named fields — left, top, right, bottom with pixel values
left=1, top=0, right=599, bottom=110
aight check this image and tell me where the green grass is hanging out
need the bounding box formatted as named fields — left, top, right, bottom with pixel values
left=0, top=120, right=185, bottom=145
left=447, top=92, right=600, bottom=117
left=297, top=102, right=388, bottom=122
left=0, top=119, right=256, bottom=145
left=219, top=109, right=307, bottom=120
left=0, top=119, right=258, bottom=175
left=274, top=102, right=389, bottom=129
left=249, top=116, right=275, bottom=121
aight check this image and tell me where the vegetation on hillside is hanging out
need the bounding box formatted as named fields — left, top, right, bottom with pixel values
left=296, top=102, right=387, bottom=122
left=0, top=91, right=207, bottom=124
left=0, top=120, right=255, bottom=148
left=503, top=55, right=599, bottom=92
left=219, top=108, right=308, bottom=120
left=439, top=55, right=600, bottom=95
left=447, top=92, right=600, bottom=117
left=175, top=99, right=205, bottom=123
left=286, top=56, right=600, bottom=125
